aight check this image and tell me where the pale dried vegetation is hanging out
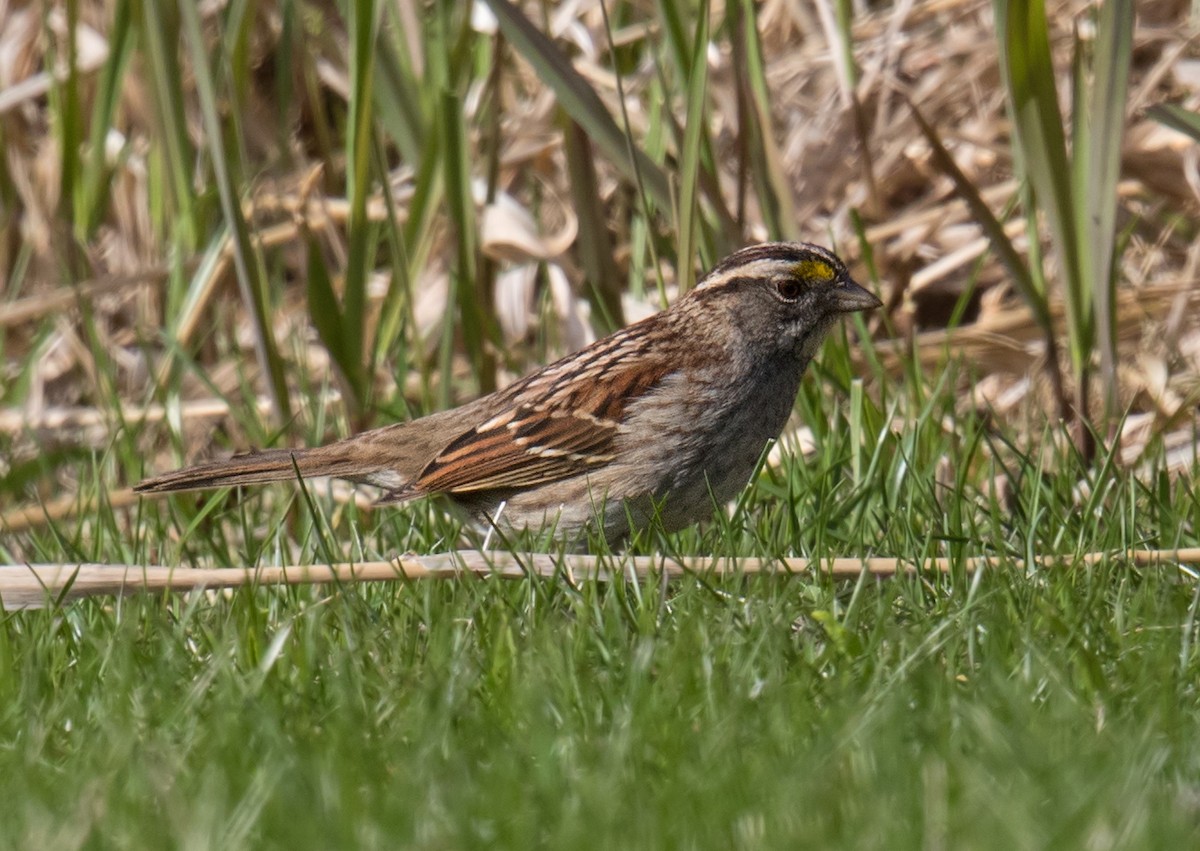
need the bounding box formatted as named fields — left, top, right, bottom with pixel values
left=2, top=0, right=1200, bottom=526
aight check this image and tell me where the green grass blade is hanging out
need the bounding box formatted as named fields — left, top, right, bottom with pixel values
left=732, top=0, right=796, bottom=241
left=53, top=0, right=83, bottom=233
left=834, top=0, right=858, bottom=89
left=1080, top=0, right=1133, bottom=420
left=910, top=101, right=1070, bottom=423
left=675, top=0, right=710, bottom=293
left=483, top=0, right=673, bottom=211
left=179, top=0, right=289, bottom=423
left=420, top=4, right=490, bottom=405
left=305, top=236, right=354, bottom=393
left=563, top=118, right=625, bottom=330
left=654, top=0, right=734, bottom=259
left=373, top=4, right=429, bottom=166
left=80, top=0, right=135, bottom=236
left=339, top=0, right=384, bottom=412
left=1147, top=103, right=1200, bottom=140
left=909, top=103, right=1051, bottom=332
left=368, top=133, right=416, bottom=392
left=997, top=0, right=1088, bottom=376
left=440, top=86, right=492, bottom=395
left=138, top=2, right=197, bottom=248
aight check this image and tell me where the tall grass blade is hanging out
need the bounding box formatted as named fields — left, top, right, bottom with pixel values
left=996, top=0, right=1087, bottom=375
left=371, top=3, right=428, bottom=166
left=1147, top=103, right=1200, bottom=140
left=675, top=0, right=710, bottom=292
left=563, top=118, right=624, bottom=329
left=731, top=0, right=796, bottom=241
left=53, top=0, right=83, bottom=233
left=910, top=102, right=1069, bottom=421
left=654, top=0, right=734, bottom=257
left=483, top=0, right=673, bottom=211
left=80, top=0, right=134, bottom=236
left=368, top=134, right=416, bottom=393
left=441, top=86, right=494, bottom=394
left=179, top=0, right=289, bottom=423
left=138, top=2, right=197, bottom=248
left=305, top=237, right=356, bottom=395
left=1079, top=0, right=1132, bottom=421
left=909, top=105, right=1050, bottom=331
left=338, top=0, right=384, bottom=412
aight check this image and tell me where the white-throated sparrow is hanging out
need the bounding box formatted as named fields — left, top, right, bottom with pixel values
left=136, top=242, right=881, bottom=543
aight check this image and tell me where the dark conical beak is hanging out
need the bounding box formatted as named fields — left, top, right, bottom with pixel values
left=831, top=277, right=883, bottom=313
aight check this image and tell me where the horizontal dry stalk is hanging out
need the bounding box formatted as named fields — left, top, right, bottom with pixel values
left=3, top=548, right=1198, bottom=610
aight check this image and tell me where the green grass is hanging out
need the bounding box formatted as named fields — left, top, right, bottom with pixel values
left=3, top=547, right=1200, bottom=848
left=6, top=373, right=1200, bottom=848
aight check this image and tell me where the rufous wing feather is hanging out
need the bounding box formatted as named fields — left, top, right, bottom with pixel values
left=410, top=353, right=676, bottom=496
left=413, top=407, right=615, bottom=494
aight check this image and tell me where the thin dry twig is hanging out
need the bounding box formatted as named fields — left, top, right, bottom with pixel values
left=1, top=488, right=143, bottom=534
left=3, top=547, right=1198, bottom=610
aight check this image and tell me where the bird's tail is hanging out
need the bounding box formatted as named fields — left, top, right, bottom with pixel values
left=134, top=442, right=379, bottom=494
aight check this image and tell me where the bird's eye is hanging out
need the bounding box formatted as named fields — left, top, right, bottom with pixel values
left=776, top=279, right=803, bottom=301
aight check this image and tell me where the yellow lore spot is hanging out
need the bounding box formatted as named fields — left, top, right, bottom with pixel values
left=792, top=259, right=836, bottom=283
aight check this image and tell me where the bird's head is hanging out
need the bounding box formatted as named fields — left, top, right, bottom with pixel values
left=686, top=242, right=881, bottom=362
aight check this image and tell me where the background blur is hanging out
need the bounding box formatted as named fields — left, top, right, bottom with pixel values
left=4, top=0, right=1198, bottom=511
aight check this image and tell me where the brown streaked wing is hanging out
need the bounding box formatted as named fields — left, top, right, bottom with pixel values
left=414, top=353, right=675, bottom=495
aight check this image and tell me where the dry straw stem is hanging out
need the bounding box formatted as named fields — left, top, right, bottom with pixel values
left=3, top=548, right=1198, bottom=611
left=1, top=397, right=274, bottom=437
left=1, top=489, right=143, bottom=535
left=868, top=280, right=1200, bottom=377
